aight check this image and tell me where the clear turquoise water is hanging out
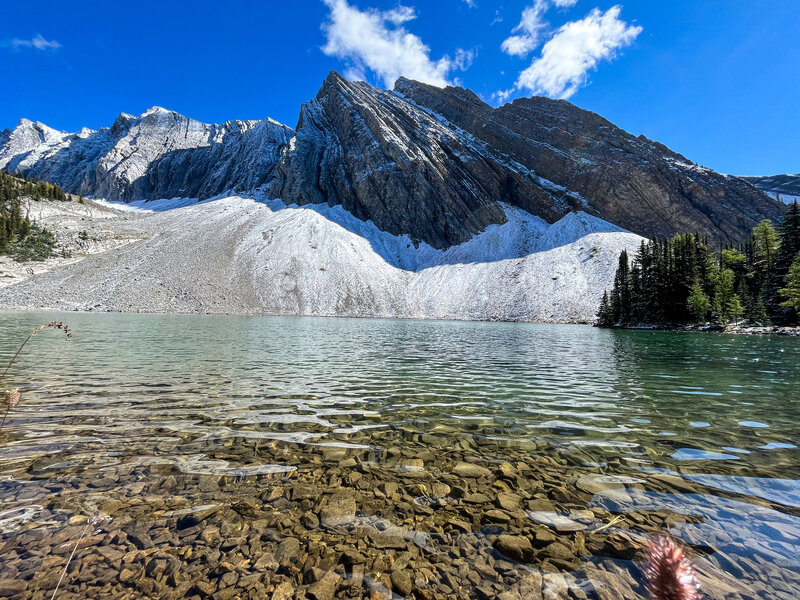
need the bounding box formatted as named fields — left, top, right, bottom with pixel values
left=0, top=312, right=799, bottom=598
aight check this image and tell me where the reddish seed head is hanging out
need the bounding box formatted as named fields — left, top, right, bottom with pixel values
left=42, top=321, right=72, bottom=341
left=4, top=389, right=20, bottom=408
left=643, top=536, right=701, bottom=600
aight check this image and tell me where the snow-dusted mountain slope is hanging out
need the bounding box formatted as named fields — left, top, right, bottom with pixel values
left=0, top=108, right=293, bottom=202
left=0, top=72, right=781, bottom=322
left=0, top=196, right=643, bottom=323
left=1, top=72, right=782, bottom=250
left=743, top=174, right=800, bottom=205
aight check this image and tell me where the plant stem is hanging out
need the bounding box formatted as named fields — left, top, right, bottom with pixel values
left=0, top=322, right=71, bottom=432
left=0, top=331, right=36, bottom=386
left=50, top=523, right=89, bottom=600
left=0, top=403, right=11, bottom=430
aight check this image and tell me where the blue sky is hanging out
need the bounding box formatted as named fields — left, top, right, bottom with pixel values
left=1, top=0, right=797, bottom=175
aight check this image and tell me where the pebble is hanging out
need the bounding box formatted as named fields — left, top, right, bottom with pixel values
left=0, top=419, right=778, bottom=600
left=494, top=534, right=535, bottom=562
left=453, top=462, right=493, bottom=478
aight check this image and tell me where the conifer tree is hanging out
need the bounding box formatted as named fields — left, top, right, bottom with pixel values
left=779, top=253, right=800, bottom=315
left=767, top=201, right=800, bottom=321
left=596, top=291, right=614, bottom=327
left=610, top=250, right=631, bottom=325
left=688, top=282, right=710, bottom=323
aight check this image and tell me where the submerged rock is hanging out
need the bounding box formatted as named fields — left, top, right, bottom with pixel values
left=494, top=534, right=535, bottom=562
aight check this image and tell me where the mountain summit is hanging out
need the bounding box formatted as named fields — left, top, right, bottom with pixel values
left=0, top=108, right=293, bottom=203
left=0, top=71, right=783, bottom=250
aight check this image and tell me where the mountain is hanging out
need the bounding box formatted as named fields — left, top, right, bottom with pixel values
left=393, top=77, right=783, bottom=245
left=270, top=72, right=581, bottom=249
left=0, top=108, right=293, bottom=203
left=0, top=72, right=784, bottom=322
left=1, top=72, right=781, bottom=250
left=742, top=173, right=800, bottom=205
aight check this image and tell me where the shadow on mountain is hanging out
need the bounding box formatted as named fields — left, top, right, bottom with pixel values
left=271, top=199, right=634, bottom=271
left=9, top=123, right=289, bottom=203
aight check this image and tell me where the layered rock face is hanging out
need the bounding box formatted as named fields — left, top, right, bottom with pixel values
left=0, top=72, right=783, bottom=248
left=270, top=72, right=587, bottom=248
left=0, top=108, right=293, bottom=202
left=394, top=77, right=783, bottom=244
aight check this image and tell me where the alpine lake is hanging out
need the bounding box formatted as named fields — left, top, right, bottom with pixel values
left=0, top=312, right=799, bottom=600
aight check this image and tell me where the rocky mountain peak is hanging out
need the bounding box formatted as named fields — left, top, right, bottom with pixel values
left=12, top=118, right=62, bottom=141
left=270, top=71, right=588, bottom=249
left=141, top=105, right=174, bottom=117
left=2, top=107, right=293, bottom=203
left=0, top=73, right=784, bottom=249
left=396, top=77, right=783, bottom=244
left=111, top=112, right=134, bottom=137
left=317, top=70, right=350, bottom=95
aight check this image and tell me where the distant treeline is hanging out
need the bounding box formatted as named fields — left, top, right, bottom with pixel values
left=597, top=201, right=800, bottom=328
left=0, top=171, right=74, bottom=261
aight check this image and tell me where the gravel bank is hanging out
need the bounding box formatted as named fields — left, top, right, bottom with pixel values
left=0, top=196, right=643, bottom=322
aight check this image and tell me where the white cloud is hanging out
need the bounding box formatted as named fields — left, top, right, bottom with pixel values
left=453, top=48, right=475, bottom=71
left=321, top=0, right=470, bottom=88
left=7, top=34, right=61, bottom=51
left=504, top=5, right=641, bottom=100
left=501, top=0, right=578, bottom=57
left=492, top=89, right=513, bottom=105
left=463, top=0, right=476, bottom=7
left=383, top=6, right=416, bottom=25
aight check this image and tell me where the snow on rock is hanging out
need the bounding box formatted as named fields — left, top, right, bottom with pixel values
left=0, top=109, right=293, bottom=203
left=766, top=191, right=800, bottom=205
left=0, top=196, right=643, bottom=323
left=742, top=173, right=800, bottom=205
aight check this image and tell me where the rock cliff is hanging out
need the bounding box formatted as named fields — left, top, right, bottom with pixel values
left=269, top=72, right=586, bottom=248
left=0, top=72, right=783, bottom=249
left=0, top=108, right=293, bottom=202
left=394, top=77, right=783, bottom=244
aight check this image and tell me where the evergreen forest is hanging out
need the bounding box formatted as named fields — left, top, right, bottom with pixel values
left=0, top=171, right=74, bottom=261
left=597, top=201, right=800, bottom=328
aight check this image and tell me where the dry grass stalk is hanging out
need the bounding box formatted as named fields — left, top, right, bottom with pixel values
left=0, top=321, right=72, bottom=431
left=49, top=513, right=108, bottom=600
left=643, top=535, right=701, bottom=600
left=50, top=522, right=90, bottom=600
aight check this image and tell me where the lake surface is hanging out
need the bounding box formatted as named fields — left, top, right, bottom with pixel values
left=0, top=312, right=799, bottom=599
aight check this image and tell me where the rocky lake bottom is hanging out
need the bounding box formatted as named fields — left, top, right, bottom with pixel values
left=0, top=313, right=799, bottom=600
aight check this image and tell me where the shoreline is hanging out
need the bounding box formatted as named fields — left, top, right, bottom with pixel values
left=601, top=323, right=800, bottom=336
left=0, top=305, right=796, bottom=333
left=0, top=305, right=594, bottom=326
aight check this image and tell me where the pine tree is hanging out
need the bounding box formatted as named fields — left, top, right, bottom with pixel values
left=610, top=250, right=631, bottom=325
left=769, top=201, right=800, bottom=321
left=779, top=253, right=800, bottom=315
left=777, top=202, right=800, bottom=275
left=596, top=291, right=614, bottom=327
left=688, top=282, right=710, bottom=324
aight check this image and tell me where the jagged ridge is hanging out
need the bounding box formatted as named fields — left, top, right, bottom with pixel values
left=0, top=72, right=784, bottom=249
left=393, top=77, right=784, bottom=245
left=0, top=108, right=293, bottom=202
